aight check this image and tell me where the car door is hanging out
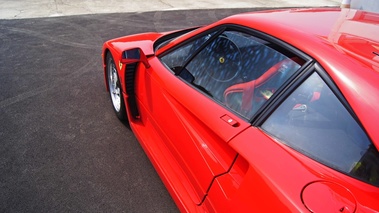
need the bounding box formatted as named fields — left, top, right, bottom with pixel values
left=134, top=30, right=250, bottom=205
left=135, top=27, right=308, bottom=207
left=136, top=25, right=308, bottom=205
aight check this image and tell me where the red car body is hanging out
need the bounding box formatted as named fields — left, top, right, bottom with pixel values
left=102, top=8, right=379, bottom=212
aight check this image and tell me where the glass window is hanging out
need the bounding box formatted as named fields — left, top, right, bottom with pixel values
left=160, top=32, right=214, bottom=70
left=262, top=72, right=379, bottom=186
left=185, top=30, right=303, bottom=118
left=160, top=29, right=304, bottom=120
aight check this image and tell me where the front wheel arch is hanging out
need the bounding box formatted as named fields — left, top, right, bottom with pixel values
left=105, top=52, right=128, bottom=121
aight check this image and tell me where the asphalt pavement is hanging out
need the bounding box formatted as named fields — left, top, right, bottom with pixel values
left=0, top=1, right=340, bottom=212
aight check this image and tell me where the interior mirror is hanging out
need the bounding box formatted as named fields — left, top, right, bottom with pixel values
left=121, top=48, right=150, bottom=68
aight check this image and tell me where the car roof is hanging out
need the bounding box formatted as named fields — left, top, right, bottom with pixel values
left=219, top=8, right=379, bottom=146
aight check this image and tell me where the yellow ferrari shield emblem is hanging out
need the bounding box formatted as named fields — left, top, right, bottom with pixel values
left=219, top=57, right=225, bottom=64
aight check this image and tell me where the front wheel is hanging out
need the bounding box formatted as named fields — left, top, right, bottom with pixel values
left=106, top=53, right=127, bottom=120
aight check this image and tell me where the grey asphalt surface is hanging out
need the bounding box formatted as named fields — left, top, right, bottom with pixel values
left=0, top=8, right=275, bottom=212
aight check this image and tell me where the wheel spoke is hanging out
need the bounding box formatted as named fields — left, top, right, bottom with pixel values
left=108, top=62, right=121, bottom=112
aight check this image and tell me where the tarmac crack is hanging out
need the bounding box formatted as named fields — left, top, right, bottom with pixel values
left=0, top=26, right=98, bottom=50
left=0, top=55, right=97, bottom=109
left=0, top=85, right=52, bottom=109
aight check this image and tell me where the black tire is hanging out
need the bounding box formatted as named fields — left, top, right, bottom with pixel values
left=106, top=53, right=127, bottom=121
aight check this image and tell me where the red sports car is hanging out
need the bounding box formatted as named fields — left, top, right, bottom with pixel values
left=102, top=8, right=379, bottom=212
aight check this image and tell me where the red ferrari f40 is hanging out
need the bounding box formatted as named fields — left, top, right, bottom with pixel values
left=102, top=8, right=379, bottom=212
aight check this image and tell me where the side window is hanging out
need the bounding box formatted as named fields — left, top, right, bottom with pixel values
left=160, top=32, right=214, bottom=70
left=184, top=30, right=304, bottom=119
left=262, top=72, right=379, bottom=186
left=161, top=29, right=304, bottom=120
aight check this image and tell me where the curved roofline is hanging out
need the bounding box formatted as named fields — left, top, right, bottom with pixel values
left=219, top=8, right=379, bottom=146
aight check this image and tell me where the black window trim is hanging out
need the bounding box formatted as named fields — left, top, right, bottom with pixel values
left=158, top=23, right=314, bottom=121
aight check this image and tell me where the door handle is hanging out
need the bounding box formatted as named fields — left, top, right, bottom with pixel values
left=220, top=114, right=239, bottom=127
